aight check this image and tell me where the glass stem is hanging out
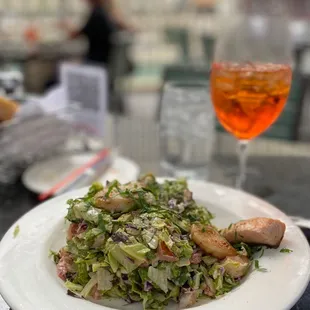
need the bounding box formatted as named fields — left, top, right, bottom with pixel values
left=113, top=113, right=119, bottom=149
left=236, top=140, right=249, bottom=189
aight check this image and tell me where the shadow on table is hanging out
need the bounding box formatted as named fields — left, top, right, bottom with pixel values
left=215, top=155, right=310, bottom=219
left=0, top=179, right=38, bottom=239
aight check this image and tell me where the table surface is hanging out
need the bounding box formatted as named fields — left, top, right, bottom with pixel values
left=1, top=116, right=310, bottom=309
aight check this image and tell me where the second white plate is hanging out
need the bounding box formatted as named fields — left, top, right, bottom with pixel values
left=22, top=153, right=140, bottom=193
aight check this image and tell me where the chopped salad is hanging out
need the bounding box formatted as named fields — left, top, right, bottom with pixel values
left=52, top=175, right=285, bottom=310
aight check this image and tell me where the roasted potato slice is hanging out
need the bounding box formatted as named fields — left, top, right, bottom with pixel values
left=191, top=224, right=237, bottom=259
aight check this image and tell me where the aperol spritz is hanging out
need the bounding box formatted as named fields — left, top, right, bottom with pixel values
left=211, top=62, right=292, bottom=140
left=210, top=0, right=292, bottom=189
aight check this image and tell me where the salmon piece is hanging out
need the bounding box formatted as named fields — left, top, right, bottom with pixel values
left=221, top=217, right=286, bottom=248
left=94, top=182, right=140, bottom=213
left=56, top=249, right=74, bottom=281
left=191, top=224, right=237, bottom=259
left=67, top=222, right=88, bottom=240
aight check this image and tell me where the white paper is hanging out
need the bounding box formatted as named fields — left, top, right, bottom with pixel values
left=60, top=62, right=108, bottom=137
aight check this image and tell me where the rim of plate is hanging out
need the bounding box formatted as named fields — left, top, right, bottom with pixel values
left=0, top=179, right=309, bottom=310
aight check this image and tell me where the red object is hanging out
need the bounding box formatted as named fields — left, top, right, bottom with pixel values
left=67, top=222, right=88, bottom=240
left=91, top=284, right=101, bottom=300
left=56, top=249, right=73, bottom=281
left=157, top=241, right=178, bottom=262
left=24, top=25, right=39, bottom=43
left=190, top=251, right=202, bottom=264
left=38, top=148, right=110, bottom=201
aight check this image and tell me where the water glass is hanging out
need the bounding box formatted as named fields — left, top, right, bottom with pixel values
left=159, top=81, right=215, bottom=180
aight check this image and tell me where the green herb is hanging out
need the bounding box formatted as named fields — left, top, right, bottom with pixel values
left=188, top=214, right=198, bottom=222
left=98, top=214, right=106, bottom=232
left=234, top=243, right=264, bottom=260
left=13, top=225, right=20, bottom=238
left=104, top=180, right=120, bottom=198
left=234, top=230, right=238, bottom=242
left=74, top=262, right=90, bottom=286
left=97, top=214, right=113, bottom=233
left=175, top=271, right=189, bottom=286
left=65, top=199, right=81, bottom=223
left=228, top=223, right=233, bottom=230
left=254, top=260, right=267, bottom=272
left=85, top=182, right=103, bottom=200
left=117, top=188, right=150, bottom=212
left=137, top=191, right=151, bottom=212
left=234, top=242, right=251, bottom=256
left=201, top=227, right=206, bottom=233
left=280, top=248, right=293, bottom=253
left=49, top=250, right=60, bottom=264
left=259, top=247, right=265, bottom=258
left=142, top=186, right=157, bottom=197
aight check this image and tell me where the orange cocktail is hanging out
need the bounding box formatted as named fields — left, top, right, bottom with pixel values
left=211, top=62, right=292, bottom=140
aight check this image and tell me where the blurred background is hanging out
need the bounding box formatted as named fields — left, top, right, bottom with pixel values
left=0, top=1, right=305, bottom=104
left=1, top=0, right=310, bottom=231
left=0, top=0, right=310, bottom=130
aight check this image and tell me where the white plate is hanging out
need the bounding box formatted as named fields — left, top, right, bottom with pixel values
left=0, top=180, right=309, bottom=310
left=22, top=153, right=140, bottom=193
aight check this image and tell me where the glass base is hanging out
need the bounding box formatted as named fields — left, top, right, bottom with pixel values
left=160, top=161, right=209, bottom=181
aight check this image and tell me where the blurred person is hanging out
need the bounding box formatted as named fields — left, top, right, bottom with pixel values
left=62, top=0, right=135, bottom=66
left=53, top=0, right=136, bottom=114
left=46, top=0, right=134, bottom=106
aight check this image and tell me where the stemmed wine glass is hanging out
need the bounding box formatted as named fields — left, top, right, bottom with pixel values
left=210, top=1, right=293, bottom=189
